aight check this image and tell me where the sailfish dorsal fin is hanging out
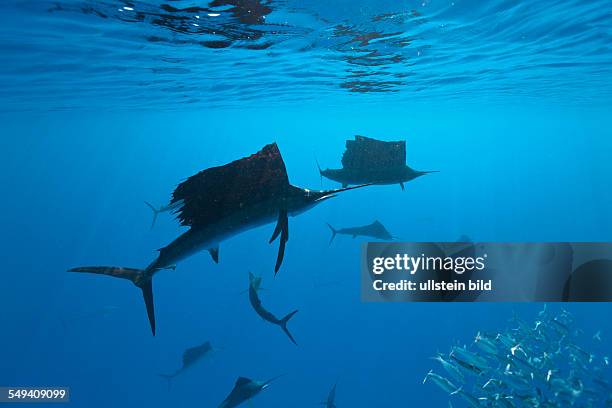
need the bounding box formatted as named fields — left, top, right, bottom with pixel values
left=236, top=377, right=252, bottom=387
left=170, top=143, right=290, bottom=228
left=341, top=136, right=406, bottom=170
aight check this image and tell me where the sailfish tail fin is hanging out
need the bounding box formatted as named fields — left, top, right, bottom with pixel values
left=325, top=223, right=338, bottom=245
left=280, top=310, right=299, bottom=346
left=140, top=280, right=156, bottom=336
left=144, top=201, right=161, bottom=230
left=67, top=266, right=156, bottom=335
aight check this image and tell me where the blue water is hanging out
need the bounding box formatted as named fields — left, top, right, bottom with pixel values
left=1, top=1, right=612, bottom=407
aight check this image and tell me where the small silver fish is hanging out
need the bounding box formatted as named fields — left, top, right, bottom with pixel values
left=423, top=370, right=459, bottom=395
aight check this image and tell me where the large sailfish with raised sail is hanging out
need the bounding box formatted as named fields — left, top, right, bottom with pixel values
left=68, top=143, right=368, bottom=335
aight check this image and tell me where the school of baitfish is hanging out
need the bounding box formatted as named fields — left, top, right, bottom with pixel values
left=424, top=306, right=611, bottom=407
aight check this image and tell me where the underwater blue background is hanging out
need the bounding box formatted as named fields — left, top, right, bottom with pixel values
left=1, top=0, right=612, bottom=407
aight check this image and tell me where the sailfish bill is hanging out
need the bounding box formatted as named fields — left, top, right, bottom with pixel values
left=68, top=143, right=372, bottom=335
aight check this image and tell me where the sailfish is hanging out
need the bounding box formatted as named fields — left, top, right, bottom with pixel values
left=318, top=135, right=437, bottom=190
left=68, top=143, right=369, bottom=335
left=158, top=340, right=216, bottom=390
left=218, top=375, right=283, bottom=408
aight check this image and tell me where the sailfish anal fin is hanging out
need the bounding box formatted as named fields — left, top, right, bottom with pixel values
left=269, top=209, right=289, bottom=275
left=208, top=247, right=220, bottom=264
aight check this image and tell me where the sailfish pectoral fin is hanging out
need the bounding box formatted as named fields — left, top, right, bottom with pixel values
left=269, top=209, right=289, bottom=275
left=269, top=212, right=284, bottom=243
left=400, top=182, right=405, bottom=190
left=275, top=218, right=289, bottom=274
